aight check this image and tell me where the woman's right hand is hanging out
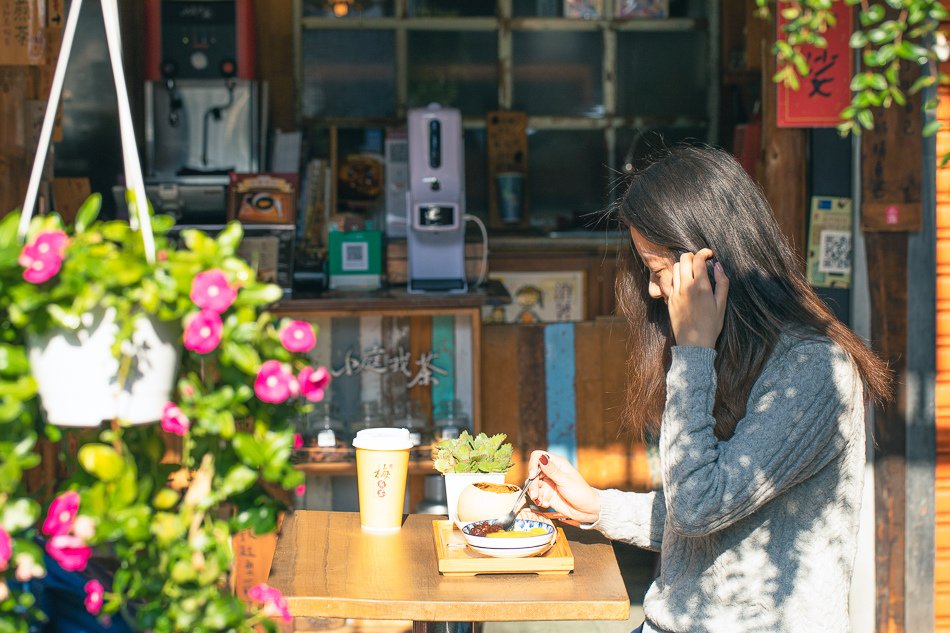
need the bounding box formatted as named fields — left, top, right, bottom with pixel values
left=526, top=451, right=601, bottom=524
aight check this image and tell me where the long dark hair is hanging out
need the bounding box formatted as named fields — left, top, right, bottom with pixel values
left=614, top=145, right=891, bottom=441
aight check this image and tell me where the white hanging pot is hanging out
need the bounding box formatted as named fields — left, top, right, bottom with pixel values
left=28, top=308, right=181, bottom=427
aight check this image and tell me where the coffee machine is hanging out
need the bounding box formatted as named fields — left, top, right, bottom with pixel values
left=406, top=104, right=467, bottom=293
left=136, top=0, right=262, bottom=222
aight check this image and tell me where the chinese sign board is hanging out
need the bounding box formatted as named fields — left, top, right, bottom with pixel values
left=330, top=346, right=448, bottom=389
left=777, top=2, right=853, bottom=128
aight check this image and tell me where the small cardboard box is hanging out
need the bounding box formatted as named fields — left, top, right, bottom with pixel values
left=328, top=230, right=382, bottom=290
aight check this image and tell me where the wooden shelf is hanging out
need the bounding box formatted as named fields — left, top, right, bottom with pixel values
left=274, top=279, right=510, bottom=314
left=294, top=460, right=437, bottom=476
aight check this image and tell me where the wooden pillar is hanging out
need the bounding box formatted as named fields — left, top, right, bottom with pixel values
left=860, top=57, right=923, bottom=633
left=760, top=22, right=808, bottom=261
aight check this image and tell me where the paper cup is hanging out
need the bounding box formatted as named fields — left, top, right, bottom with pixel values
left=353, top=428, right=413, bottom=532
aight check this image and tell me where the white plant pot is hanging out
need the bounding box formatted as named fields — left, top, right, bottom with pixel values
left=443, top=471, right=506, bottom=528
left=28, top=308, right=181, bottom=427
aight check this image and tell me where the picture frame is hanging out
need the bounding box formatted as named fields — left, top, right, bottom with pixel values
left=228, top=172, right=298, bottom=225
left=482, top=271, right=586, bottom=324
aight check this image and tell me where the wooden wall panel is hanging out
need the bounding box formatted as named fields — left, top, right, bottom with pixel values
left=481, top=320, right=655, bottom=492
left=760, top=21, right=808, bottom=260
left=935, top=49, right=950, bottom=629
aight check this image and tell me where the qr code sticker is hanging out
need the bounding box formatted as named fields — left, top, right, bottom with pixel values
left=342, top=242, right=368, bottom=272
left=818, top=230, right=851, bottom=274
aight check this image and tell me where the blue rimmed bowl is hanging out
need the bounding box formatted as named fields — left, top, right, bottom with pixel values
left=459, top=518, right=556, bottom=550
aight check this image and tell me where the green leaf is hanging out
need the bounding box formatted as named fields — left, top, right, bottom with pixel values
left=220, top=464, right=259, bottom=497
left=923, top=120, right=942, bottom=137
left=792, top=53, right=811, bottom=77
left=233, top=433, right=267, bottom=467
left=860, top=4, right=885, bottom=25
left=78, top=443, right=125, bottom=482
left=867, top=73, right=888, bottom=91
left=115, top=506, right=151, bottom=542
left=73, top=194, right=102, bottom=233
left=216, top=221, right=244, bottom=255
left=857, top=109, right=875, bottom=130
left=909, top=74, right=936, bottom=95
left=890, top=85, right=906, bottom=106
left=849, top=30, right=868, bottom=48
left=152, top=488, right=180, bottom=510
left=233, top=284, right=283, bottom=307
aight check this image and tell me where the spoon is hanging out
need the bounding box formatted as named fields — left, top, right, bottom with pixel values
left=494, top=473, right=540, bottom=531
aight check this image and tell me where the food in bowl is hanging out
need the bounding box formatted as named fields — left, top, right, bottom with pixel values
left=465, top=520, right=548, bottom=538
left=460, top=518, right=556, bottom=552
left=455, top=481, right=522, bottom=525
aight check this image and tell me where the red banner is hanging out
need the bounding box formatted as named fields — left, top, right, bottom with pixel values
left=777, top=3, right=854, bottom=128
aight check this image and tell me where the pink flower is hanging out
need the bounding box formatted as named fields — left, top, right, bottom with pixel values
left=34, top=230, right=68, bottom=257
left=18, top=230, right=68, bottom=284
left=0, top=528, right=10, bottom=572
left=254, top=361, right=298, bottom=404
left=247, top=583, right=292, bottom=623
left=84, top=579, right=104, bottom=615
left=42, top=491, right=80, bottom=537
left=183, top=310, right=223, bottom=354
left=298, top=366, right=330, bottom=402
left=190, top=269, right=237, bottom=314
left=161, top=403, right=191, bottom=436
left=295, top=484, right=306, bottom=496
left=45, top=534, right=92, bottom=571
left=293, top=433, right=303, bottom=450
left=279, top=321, right=316, bottom=353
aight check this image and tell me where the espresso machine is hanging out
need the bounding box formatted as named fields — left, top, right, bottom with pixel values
left=406, top=104, right=467, bottom=293
left=135, top=0, right=262, bottom=222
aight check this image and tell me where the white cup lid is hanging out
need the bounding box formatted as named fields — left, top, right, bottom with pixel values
left=352, top=427, right=413, bottom=450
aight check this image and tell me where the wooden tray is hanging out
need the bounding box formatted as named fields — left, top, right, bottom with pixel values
left=431, top=520, right=574, bottom=577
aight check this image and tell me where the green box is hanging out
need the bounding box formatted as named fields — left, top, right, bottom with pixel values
left=328, top=230, right=382, bottom=289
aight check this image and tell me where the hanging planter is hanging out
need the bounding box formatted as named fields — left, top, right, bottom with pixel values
left=27, top=307, right=180, bottom=427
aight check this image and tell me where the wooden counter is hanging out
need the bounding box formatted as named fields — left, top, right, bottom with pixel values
left=268, top=510, right=630, bottom=624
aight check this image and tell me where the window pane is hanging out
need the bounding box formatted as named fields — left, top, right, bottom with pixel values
left=613, top=125, right=709, bottom=174
left=302, top=30, right=396, bottom=118
left=302, top=0, right=394, bottom=17
left=408, top=0, right=496, bottom=16
left=527, top=130, right=607, bottom=232
left=616, top=32, right=709, bottom=119
left=512, top=0, right=563, bottom=16
left=408, top=31, right=498, bottom=116
left=464, top=129, right=489, bottom=219
left=512, top=31, right=603, bottom=117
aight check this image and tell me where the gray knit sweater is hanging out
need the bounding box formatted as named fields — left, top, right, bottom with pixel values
left=591, top=336, right=866, bottom=633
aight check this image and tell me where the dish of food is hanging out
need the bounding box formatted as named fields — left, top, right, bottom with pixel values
left=460, top=518, right=556, bottom=551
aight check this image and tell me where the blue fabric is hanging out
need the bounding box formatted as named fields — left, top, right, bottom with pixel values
left=24, top=548, right=133, bottom=633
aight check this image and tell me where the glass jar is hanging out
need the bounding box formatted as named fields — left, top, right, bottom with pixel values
left=350, top=400, right=387, bottom=434
left=309, top=401, right=347, bottom=449
left=392, top=400, right=429, bottom=448
left=433, top=399, right=470, bottom=442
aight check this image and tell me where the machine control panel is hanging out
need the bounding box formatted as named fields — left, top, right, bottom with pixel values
left=160, top=1, right=238, bottom=79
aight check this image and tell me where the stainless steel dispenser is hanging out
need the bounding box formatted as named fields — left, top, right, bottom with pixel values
left=406, top=104, right=467, bottom=293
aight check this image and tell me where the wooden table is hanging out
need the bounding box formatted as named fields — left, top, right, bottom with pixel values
left=268, top=511, right=630, bottom=631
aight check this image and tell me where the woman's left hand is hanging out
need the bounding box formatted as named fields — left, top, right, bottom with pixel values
left=668, top=248, right=729, bottom=348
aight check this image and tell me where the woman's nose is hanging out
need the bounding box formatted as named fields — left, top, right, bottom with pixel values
left=648, top=280, right=663, bottom=299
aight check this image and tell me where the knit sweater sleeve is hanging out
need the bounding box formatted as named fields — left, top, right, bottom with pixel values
left=660, top=339, right=860, bottom=537
left=585, top=487, right=666, bottom=551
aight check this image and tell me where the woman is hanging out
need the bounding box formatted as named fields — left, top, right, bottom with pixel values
left=527, top=146, right=890, bottom=633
